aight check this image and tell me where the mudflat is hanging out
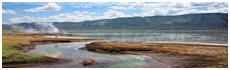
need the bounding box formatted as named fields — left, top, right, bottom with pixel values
left=83, top=42, right=228, bottom=68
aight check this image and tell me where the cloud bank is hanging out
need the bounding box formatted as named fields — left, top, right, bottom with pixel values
left=2, top=2, right=228, bottom=24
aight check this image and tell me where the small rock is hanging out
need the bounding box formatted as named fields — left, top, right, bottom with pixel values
left=80, top=59, right=98, bottom=66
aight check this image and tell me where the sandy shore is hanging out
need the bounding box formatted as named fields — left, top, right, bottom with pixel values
left=83, top=42, right=228, bottom=68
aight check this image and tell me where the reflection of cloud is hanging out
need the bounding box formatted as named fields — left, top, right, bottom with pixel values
left=56, top=42, right=93, bottom=50
left=29, top=50, right=61, bottom=58
left=129, top=55, right=151, bottom=61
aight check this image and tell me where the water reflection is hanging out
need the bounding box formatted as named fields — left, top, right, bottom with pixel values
left=28, top=44, right=61, bottom=58
left=75, top=31, right=227, bottom=44
left=28, top=42, right=152, bottom=68
left=106, top=55, right=148, bottom=68
left=55, top=43, right=58, bottom=48
left=27, top=30, right=227, bottom=68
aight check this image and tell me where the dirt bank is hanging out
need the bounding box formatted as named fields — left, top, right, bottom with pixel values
left=83, top=42, right=228, bottom=68
left=2, top=33, right=100, bottom=68
left=3, top=57, right=72, bottom=68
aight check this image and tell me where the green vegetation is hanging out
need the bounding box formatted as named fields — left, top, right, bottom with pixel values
left=2, top=34, right=49, bottom=64
left=2, top=41, right=45, bottom=64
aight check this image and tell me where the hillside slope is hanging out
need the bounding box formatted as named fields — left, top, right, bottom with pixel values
left=3, top=13, right=228, bottom=30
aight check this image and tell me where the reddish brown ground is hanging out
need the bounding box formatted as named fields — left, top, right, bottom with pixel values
left=84, top=42, right=228, bottom=68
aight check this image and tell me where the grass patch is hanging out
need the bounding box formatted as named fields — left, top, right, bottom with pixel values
left=2, top=30, right=22, bottom=32
left=2, top=33, right=86, bottom=64
left=2, top=34, right=45, bottom=64
left=2, top=42, right=45, bottom=64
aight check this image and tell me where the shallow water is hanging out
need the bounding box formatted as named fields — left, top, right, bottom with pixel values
left=69, top=30, right=228, bottom=44
left=28, top=30, right=228, bottom=68
left=28, top=42, right=152, bottom=68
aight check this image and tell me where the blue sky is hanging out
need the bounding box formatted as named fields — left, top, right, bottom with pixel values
left=2, top=2, right=228, bottom=24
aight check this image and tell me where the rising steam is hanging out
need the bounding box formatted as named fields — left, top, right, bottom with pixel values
left=11, top=22, right=59, bottom=33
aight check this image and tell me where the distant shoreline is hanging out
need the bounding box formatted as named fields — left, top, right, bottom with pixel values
left=3, top=30, right=228, bottom=33
left=44, top=35, right=228, bottom=46
left=64, top=30, right=228, bottom=32
left=147, top=41, right=228, bottom=47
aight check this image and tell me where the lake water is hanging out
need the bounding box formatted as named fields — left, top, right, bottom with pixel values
left=28, top=30, right=228, bottom=68
left=28, top=42, right=150, bottom=68
left=69, top=30, right=228, bottom=44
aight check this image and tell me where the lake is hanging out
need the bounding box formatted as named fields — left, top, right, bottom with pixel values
left=28, top=30, right=228, bottom=68
left=68, top=30, right=228, bottom=44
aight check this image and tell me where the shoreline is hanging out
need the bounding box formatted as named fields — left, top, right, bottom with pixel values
left=148, top=42, right=228, bottom=47
left=82, top=42, right=228, bottom=68
left=43, top=36, right=90, bottom=39
left=65, top=30, right=228, bottom=32
left=2, top=33, right=100, bottom=68
left=128, top=51, right=218, bottom=68
left=2, top=33, right=228, bottom=68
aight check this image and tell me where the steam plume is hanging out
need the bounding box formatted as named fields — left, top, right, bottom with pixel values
left=11, top=22, right=59, bottom=33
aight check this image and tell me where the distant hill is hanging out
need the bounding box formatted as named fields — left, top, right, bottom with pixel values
left=2, top=13, right=228, bottom=30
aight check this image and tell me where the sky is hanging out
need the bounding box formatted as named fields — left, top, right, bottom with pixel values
left=2, top=2, right=228, bottom=24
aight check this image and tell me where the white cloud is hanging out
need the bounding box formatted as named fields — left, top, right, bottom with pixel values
left=110, top=6, right=127, bottom=10
left=95, top=10, right=130, bottom=19
left=82, top=11, right=89, bottom=13
left=190, top=2, right=227, bottom=7
left=148, top=8, right=166, bottom=16
left=217, top=7, right=228, bottom=13
left=168, top=2, right=227, bottom=9
left=197, top=7, right=228, bottom=13
left=56, top=13, right=72, bottom=16
left=117, top=2, right=130, bottom=6
left=59, top=2, right=118, bottom=8
left=73, top=11, right=96, bottom=15
left=168, top=2, right=190, bottom=8
left=128, top=2, right=167, bottom=10
left=2, top=9, right=16, bottom=14
left=73, top=11, right=80, bottom=14
left=166, top=8, right=185, bottom=15
left=135, top=8, right=166, bottom=17
left=90, top=12, right=96, bottom=14
left=164, top=7, right=228, bottom=16
left=132, top=2, right=228, bottom=17
left=3, top=2, right=228, bottom=24
left=24, top=3, right=61, bottom=12
left=9, top=13, right=94, bottom=23
left=111, top=2, right=167, bottom=11
left=3, top=2, right=48, bottom=6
